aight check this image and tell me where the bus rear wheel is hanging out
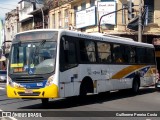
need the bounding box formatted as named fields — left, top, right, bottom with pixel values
left=41, top=98, right=49, bottom=106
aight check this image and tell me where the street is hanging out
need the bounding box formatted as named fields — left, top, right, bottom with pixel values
left=0, top=82, right=160, bottom=120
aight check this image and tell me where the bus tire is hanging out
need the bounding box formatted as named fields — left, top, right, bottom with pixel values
left=131, top=77, right=140, bottom=94
left=80, top=77, right=93, bottom=97
left=41, top=98, right=49, bottom=106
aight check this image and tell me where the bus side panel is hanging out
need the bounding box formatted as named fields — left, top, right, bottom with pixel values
left=78, top=64, right=112, bottom=94
left=109, top=65, right=132, bottom=90
left=59, top=67, right=79, bottom=97
left=141, top=65, right=156, bottom=87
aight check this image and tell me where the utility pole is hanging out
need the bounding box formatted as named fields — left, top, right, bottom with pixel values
left=138, top=0, right=142, bottom=42
left=40, top=8, right=44, bottom=29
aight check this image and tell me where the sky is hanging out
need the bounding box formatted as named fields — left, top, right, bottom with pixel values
left=0, top=0, right=20, bottom=20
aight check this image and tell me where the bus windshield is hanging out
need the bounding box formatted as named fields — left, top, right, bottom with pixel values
left=9, top=41, right=56, bottom=75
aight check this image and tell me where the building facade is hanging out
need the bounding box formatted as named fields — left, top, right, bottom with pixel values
left=49, top=0, right=160, bottom=70
left=0, top=20, right=4, bottom=48
left=18, top=0, right=44, bottom=31
left=4, top=9, right=19, bottom=53
left=4, top=0, right=160, bottom=69
left=49, top=0, right=160, bottom=41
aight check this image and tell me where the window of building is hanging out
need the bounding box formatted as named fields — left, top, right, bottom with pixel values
left=7, top=28, right=10, bottom=32
left=90, top=0, right=95, bottom=7
left=74, top=6, right=78, bottom=26
left=101, top=0, right=115, bottom=1
left=144, top=0, right=154, bottom=23
left=52, top=14, right=55, bottom=28
left=58, top=12, right=62, bottom=28
left=81, top=2, right=86, bottom=10
left=64, top=9, right=69, bottom=28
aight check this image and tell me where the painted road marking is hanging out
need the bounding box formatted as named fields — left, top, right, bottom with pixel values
left=0, top=87, right=5, bottom=90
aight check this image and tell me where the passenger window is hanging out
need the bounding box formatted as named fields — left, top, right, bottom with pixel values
left=97, top=42, right=111, bottom=63
left=136, top=47, right=146, bottom=63
left=113, top=44, right=125, bottom=63
left=146, top=48, right=155, bottom=64
left=124, top=46, right=136, bottom=63
left=79, top=40, right=96, bottom=63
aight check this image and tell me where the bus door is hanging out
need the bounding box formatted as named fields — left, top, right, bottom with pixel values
left=96, top=42, right=112, bottom=92
left=59, top=36, right=78, bottom=97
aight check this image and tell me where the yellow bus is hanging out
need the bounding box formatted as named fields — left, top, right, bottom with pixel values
left=7, top=29, right=156, bottom=105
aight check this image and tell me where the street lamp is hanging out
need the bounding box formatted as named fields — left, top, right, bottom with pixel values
left=138, top=0, right=142, bottom=42
left=98, top=8, right=127, bottom=33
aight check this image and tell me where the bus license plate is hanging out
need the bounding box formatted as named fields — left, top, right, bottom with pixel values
left=25, top=89, right=33, bottom=93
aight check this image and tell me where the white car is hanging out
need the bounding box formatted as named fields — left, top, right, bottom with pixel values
left=0, top=70, right=7, bottom=82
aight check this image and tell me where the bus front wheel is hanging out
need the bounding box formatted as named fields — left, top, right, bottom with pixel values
left=41, top=98, right=49, bottom=105
left=80, top=77, right=93, bottom=97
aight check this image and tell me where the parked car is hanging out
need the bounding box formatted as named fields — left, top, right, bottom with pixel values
left=0, top=70, right=7, bottom=82
left=155, top=71, right=160, bottom=90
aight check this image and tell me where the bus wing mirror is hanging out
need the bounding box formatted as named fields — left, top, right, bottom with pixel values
left=0, top=49, right=2, bottom=59
left=5, top=53, right=9, bottom=58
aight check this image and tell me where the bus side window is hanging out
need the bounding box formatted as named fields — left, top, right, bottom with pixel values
left=79, top=40, right=96, bottom=63
left=146, top=48, right=155, bottom=64
left=60, top=36, right=77, bottom=71
left=124, top=46, right=135, bottom=64
left=136, top=47, right=146, bottom=63
left=97, top=42, right=111, bottom=63
left=113, top=44, right=125, bottom=63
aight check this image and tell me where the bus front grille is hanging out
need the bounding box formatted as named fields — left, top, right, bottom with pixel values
left=18, top=92, right=40, bottom=96
left=13, top=77, right=44, bottom=83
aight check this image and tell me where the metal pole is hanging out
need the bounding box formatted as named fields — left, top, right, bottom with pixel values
left=41, top=8, right=44, bottom=29
left=98, top=8, right=127, bottom=33
left=138, top=0, right=142, bottom=42
left=122, top=4, right=126, bottom=24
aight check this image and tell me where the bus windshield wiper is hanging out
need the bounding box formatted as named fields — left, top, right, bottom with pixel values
left=34, top=40, right=46, bottom=55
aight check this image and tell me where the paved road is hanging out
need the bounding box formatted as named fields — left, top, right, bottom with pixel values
left=0, top=82, right=160, bottom=120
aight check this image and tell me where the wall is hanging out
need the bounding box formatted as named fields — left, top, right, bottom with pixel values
left=49, top=0, right=160, bottom=35
left=49, top=4, right=72, bottom=29
left=18, top=1, right=33, bottom=22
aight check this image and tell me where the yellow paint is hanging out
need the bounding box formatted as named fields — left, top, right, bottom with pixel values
left=11, top=63, right=24, bottom=68
left=111, top=65, right=146, bottom=79
left=14, top=68, right=23, bottom=72
left=145, top=66, right=156, bottom=77
left=7, top=84, right=59, bottom=98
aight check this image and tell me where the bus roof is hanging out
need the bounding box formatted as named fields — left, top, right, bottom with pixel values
left=15, top=29, right=154, bottom=48
left=62, top=29, right=154, bottom=48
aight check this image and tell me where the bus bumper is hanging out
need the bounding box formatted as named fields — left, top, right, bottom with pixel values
left=6, top=84, right=59, bottom=98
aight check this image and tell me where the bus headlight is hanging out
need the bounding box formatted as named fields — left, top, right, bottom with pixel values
left=46, top=75, right=54, bottom=87
left=8, top=76, right=24, bottom=88
left=8, top=76, right=13, bottom=87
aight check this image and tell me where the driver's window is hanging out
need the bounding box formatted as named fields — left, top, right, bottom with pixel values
left=60, top=36, right=77, bottom=71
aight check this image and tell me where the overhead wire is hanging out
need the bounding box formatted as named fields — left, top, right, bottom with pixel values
left=0, top=3, right=18, bottom=19
left=0, top=7, right=13, bottom=10
left=0, top=3, right=17, bottom=6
